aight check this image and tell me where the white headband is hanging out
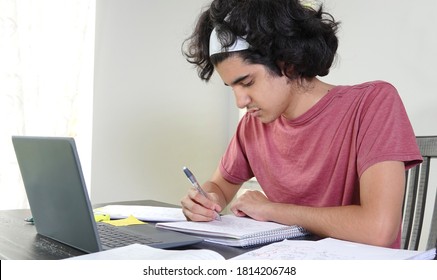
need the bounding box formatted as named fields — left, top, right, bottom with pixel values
left=209, top=27, right=250, bottom=56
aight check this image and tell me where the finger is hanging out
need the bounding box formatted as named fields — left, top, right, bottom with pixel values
left=182, top=193, right=218, bottom=221
left=182, top=207, right=215, bottom=222
left=188, top=187, right=221, bottom=212
left=231, top=207, right=247, bottom=217
left=230, top=202, right=247, bottom=217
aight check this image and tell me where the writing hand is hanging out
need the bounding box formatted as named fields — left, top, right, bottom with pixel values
left=181, top=187, right=222, bottom=221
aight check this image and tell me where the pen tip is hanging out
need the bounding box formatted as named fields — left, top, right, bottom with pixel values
left=182, top=167, right=192, bottom=177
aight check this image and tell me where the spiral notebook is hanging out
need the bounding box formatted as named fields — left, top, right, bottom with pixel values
left=155, top=215, right=309, bottom=247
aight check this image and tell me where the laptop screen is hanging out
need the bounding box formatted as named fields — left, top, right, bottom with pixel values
left=12, top=136, right=102, bottom=252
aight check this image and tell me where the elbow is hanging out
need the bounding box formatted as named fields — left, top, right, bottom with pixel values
left=365, top=219, right=400, bottom=248
left=369, top=231, right=398, bottom=248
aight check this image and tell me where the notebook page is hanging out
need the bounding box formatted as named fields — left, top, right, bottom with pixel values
left=156, top=215, right=294, bottom=239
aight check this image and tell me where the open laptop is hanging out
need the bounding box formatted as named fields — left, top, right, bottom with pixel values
left=12, top=136, right=201, bottom=253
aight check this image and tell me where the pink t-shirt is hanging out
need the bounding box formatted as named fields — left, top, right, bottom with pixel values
left=219, top=81, right=423, bottom=248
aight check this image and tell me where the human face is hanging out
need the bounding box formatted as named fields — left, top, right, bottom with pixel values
left=215, top=55, right=293, bottom=123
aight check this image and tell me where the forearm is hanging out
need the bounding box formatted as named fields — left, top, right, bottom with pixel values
left=265, top=202, right=401, bottom=247
left=203, top=167, right=242, bottom=211
left=231, top=161, right=406, bottom=247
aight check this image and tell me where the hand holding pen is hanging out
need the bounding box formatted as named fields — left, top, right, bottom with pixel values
left=183, top=166, right=221, bottom=221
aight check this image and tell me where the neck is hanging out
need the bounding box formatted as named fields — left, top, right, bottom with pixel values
left=283, top=78, right=334, bottom=120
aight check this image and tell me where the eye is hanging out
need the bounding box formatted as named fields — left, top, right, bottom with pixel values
left=241, top=80, right=254, bottom=87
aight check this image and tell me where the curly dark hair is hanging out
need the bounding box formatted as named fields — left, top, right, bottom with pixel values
left=183, top=0, right=340, bottom=82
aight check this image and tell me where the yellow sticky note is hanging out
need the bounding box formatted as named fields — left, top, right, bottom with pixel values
left=94, top=213, right=110, bottom=222
left=102, top=215, right=146, bottom=226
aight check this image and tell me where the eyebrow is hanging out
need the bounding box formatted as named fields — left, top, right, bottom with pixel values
left=224, top=74, right=250, bottom=86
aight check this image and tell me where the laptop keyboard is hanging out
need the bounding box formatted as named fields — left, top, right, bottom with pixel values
left=96, top=222, right=162, bottom=248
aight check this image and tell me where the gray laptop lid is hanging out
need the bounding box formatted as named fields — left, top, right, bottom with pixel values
left=12, top=136, right=201, bottom=253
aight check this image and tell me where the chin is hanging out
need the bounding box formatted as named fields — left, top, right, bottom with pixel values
left=259, top=116, right=277, bottom=124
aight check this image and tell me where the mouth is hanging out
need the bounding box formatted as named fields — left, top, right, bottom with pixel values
left=247, top=107, right=261, bottom=116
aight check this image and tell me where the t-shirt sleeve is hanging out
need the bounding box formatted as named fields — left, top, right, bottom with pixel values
left=219, top=115, right=254, bottom=184
left=356, top=82, right=423, bottom=177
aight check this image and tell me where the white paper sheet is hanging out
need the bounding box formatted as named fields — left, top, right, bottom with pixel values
left=94, top=205, right=186, bottom=222
left=232, top=238, right=430, bottom=260
left=68, top=244, right=225, bottom=260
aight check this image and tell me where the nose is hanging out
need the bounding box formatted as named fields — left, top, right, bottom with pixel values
left=233, top=89, right=251, bottom=109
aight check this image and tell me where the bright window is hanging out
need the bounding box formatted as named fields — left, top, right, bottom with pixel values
left=0, top=0, right=95, bottom=209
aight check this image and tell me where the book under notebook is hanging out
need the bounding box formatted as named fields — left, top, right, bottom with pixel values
left=155, top=215, right=309, bottom=247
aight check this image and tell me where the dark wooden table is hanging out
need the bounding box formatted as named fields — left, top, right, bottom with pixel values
left=0, top=200, right=267, bottom=260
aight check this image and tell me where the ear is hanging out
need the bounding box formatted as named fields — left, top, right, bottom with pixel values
left=277, top=60, right=295, bottom=78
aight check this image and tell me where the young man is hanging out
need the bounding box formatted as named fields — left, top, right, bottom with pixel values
left=180, top=0, right=422, bottom=248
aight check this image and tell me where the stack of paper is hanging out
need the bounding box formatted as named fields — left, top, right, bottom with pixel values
left=94, top=205, right=186, bottom=222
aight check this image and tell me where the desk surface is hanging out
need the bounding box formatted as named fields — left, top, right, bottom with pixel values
left=0, top=200, right=263, bottom=260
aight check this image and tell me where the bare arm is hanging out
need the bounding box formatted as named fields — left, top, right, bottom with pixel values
left=181, top=167, right=242, bottom=221
left=230, top=161, right=405, bottom=247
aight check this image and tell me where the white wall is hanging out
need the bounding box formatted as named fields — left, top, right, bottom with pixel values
left=91, top=0, right=239, bottom=205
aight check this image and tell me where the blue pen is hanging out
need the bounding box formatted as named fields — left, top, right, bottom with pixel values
left=183, top=166, right=221, bottom=221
